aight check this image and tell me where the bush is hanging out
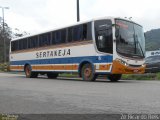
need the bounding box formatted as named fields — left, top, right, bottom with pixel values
left=0, top=63, right=10, bottom=72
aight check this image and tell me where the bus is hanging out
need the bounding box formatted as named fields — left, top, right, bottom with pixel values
left=10, top=17, right=146, bottom=82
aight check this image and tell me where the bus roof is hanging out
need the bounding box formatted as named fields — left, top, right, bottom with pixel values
left=11, top=16, right=137, bottom=42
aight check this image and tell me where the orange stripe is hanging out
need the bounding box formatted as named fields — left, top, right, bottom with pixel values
left=10, top=64, right=111, bottom=71
left=32, top=65, right=78, bottom=71
left=10, top=66, right=23, bottom=70
left=99, top=64, right=111, bottom=71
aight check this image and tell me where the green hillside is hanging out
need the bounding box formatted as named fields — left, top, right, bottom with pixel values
left=145, top=28, right=160, bottom=51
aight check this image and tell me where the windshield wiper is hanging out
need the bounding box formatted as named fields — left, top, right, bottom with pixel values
left=135, top=35, right=145, bottom=58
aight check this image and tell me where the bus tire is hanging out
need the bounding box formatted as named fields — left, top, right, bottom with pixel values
left=108, top=74, right=122, bottom=82
left=81, top=63, right=97, bottom=81
left=25, top=65, right=38, bottom=78
left=47, top=73, right=58, bottom=79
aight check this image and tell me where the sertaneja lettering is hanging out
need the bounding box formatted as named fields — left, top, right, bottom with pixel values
left=36, top=49, right=71, bottom=59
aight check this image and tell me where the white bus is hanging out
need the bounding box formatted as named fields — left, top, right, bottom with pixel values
left=10, top=17, right=146, bottom=82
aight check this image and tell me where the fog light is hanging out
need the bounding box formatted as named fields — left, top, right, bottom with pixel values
left=142, top=64, right=146, bottom=67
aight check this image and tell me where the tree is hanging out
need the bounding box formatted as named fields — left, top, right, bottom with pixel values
left=0, top=20, right=30, bottom=63
left=0, top=21, right=12, bottom=63
left=12, top=28, right=30, bottom=38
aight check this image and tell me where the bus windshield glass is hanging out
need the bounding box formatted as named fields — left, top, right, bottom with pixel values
left=115, top=19, right=145, bottom=59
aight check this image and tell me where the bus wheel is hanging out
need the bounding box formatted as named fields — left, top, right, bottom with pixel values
left=81, top=63, right=96, bottom=81
left=108, top=74, right=122, bottom=82
left=47, top=73, right=58, bottom=79
left=25, top=65, right=38, bottom=78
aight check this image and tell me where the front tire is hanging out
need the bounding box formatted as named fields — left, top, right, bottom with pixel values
left=25, top=65, right=38, bottom=78
left=108, top=74, right=122, bottom=82
left=81, top=63, right=97, bottom=81
left=47, top=73, right=58, bottom=79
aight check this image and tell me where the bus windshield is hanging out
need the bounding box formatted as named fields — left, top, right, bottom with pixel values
left=115, top=19, right=145, bottom=59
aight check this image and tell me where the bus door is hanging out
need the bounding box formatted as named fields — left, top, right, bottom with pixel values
left=95, top=20, right=113, bottom=55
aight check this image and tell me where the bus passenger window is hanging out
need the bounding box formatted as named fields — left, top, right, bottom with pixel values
left=39, top=33, right=51, bottom=46
left=52, top=32, right=56, bottom=45
left=83, top=24, right=87, bottom=40
left=52, top=30, right=66, bottom=44
left=11, top=41, right=19, bottom=51
left=23, top=39, right=28, bottom=49
left=46, top=33, right=51, bottom=45
left=28, top=38, right=31, bottom=48
left=28, top=36, right=39, bottom=48
left=86, top=22, right=92, bottom=40
left=19, top=39, right=23, bottom=50
left=68, top=27, right=73, bottom=42
left=73, top=25, right=83, bottom=41
left=61, top=29, right=66, bottom=43
left=55, top=31, right=61, bottom=44
left=11, top=42, right=14, bottom=51
left=11, top=41, right=15, bottom=51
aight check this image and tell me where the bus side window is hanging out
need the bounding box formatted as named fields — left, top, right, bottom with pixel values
left=11, top=42, right=14, bottom=51
left=52, top=29, right=66, bottom=44
left=87, top=22, right=92, bottom=40
left=71, top=23, right=91, bottom=41
left=19, top=39, right=23, bottom=50
left=73, top=25, right=83, bottom=41
left=68, top=27, right=73, bottom=42
left=52, top=32, right=56, bottom=45
left=28, top=36, right=39, bottom=48
left=68, top=24, right=88, bottom=42
left=39, top=34, right=44, bottom=47
left=28, top=38, right=31, bottom=48
left=55, top=31, right=61, bottom=44
left=23, top=39, right=28, bottom=49
left=11, top=41, right=18, bottom=51
left=19, top=39, right=27, bottom=50
left=39, top=33, right=51, bottom=47
left=61, top=29, right=66, bottom=44
left=33, top=36, right=39, bottom=48
left=45, top=33, right=51, bottom=46
left=95, top=20, right=113, bottom=54
left=82, top=24, right=87, bottom=40
left=12, top=40, right=19, bottom=51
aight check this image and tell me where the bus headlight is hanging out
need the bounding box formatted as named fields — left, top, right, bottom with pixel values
left=116, top=59, right=129, bottom=66
left=142, top=64, right=146, bottom=67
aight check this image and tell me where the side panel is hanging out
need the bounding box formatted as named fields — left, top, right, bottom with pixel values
left=10, top=42, right=113, bottom=74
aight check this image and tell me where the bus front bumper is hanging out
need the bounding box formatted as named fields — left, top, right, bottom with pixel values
left=111, top=60, right=146, bottom=74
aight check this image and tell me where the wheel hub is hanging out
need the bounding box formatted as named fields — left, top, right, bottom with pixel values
left=84, top=68, right=92, bottom=78
left=25, top=67, right=30, bottom=76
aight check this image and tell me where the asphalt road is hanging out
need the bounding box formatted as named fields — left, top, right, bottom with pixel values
left=0, top=72, right=160, bottom=114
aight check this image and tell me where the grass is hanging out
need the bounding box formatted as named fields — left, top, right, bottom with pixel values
left=59, top=73, right=78, bottom=77
left=0, top=114, right=18, bottom=120
left=59, top=73, right=160, bottom=80
left=0, top=63, right=10, bottom=72
left=156, top=72, right=160, bottom=80
left=122, top=73, right=160, bottom=80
